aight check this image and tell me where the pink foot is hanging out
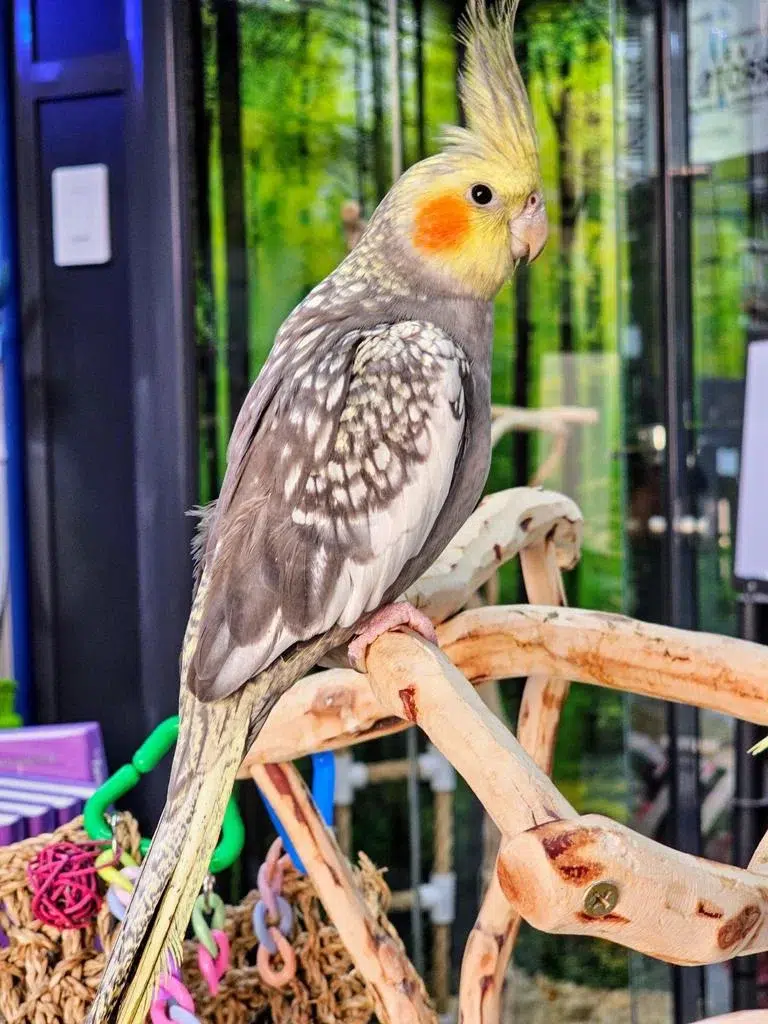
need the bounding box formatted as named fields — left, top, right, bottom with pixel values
left=348, top=602, right=438, bottom=673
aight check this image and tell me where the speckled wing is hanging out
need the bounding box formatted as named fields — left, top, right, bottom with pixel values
left=187, top=318, right=469, bottom=702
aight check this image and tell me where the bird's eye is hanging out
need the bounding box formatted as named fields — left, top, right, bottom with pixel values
left=470, top=183, right=494, bottom=206
left=527, top=192, right=539, bottom=209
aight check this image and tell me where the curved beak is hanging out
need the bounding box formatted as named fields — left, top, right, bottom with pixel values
left=509, top=197, right=548, bottom=265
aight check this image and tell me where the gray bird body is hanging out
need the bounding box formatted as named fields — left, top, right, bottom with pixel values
left=188, top=233, right=495, bottom=704
left=87, top=5, right=546, bottom=1016
left=90, top=215, right=497, bottom=1024
left=90, top=260, right=494, bottom=1024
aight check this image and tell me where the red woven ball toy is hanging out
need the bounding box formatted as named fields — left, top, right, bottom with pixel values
left=27, top=840, right=105, bottom=929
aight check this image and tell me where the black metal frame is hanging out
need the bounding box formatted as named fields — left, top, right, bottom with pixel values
left=11, top=6, right=132, bottom=726
left=0, top=4, right=32, bottom=721
left=127, top=0, right=198, bottom=740
left=12, top=0, right=198, bottom=824
left=656, top=2, right=768, bottom=1018
left=657, top=0, right=705, bottom=1019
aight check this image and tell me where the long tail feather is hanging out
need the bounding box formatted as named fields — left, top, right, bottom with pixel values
left=86, top=687, right=254, bottom=1024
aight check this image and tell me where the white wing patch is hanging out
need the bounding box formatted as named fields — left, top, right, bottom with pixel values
left=210, top=611, right=300, bottom=698
left=336, top=359, right=463, bottom=625
left=292, top=321, right=468, bottom=634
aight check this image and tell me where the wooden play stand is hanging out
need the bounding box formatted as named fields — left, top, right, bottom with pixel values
left=237, top=481, right=768, bottom=1024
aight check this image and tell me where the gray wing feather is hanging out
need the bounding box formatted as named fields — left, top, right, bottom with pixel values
left=188, top=318, right=468, bottom=702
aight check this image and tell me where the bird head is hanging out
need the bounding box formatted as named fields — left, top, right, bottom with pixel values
left=365, top=0, right=546, bottom=302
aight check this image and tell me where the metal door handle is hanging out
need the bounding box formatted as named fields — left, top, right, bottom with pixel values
left=643, top=516, right=711, bottom=537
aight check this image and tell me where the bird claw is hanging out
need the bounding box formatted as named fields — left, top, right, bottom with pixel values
left=348, top=602, right=438, bottom=673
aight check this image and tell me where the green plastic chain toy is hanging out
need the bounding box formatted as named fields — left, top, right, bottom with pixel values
left=83, top=716, right=245, bottom=874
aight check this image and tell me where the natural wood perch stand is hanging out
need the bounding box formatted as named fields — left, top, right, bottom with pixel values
left=240, top=486, right=768, bottom=1023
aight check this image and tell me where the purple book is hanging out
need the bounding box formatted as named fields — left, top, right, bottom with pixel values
left=0, top=785, right=81, bottom=826
left=0, top=799, right=57, bottom=837
left=0, top=723, right=106, bottom=784
left=0, top=811, right=24, bottom=846
left=0, top=775, right=96, bottom=800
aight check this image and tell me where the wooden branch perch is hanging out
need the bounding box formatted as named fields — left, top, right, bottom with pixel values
left=490, top=405, right=598, bottom=486
left=437, top=606, right=768, bottom=726
left=404, top=487, right=581, bottom=625
left=529, top=431, right=569, bottom=487
left=457, top=873, right=520, bottom=1024
left=694, top=1014, right=768, bottom=1023
left=749, top=831, right=768, bottom=875
left=347, top=631, right=768, bottom=972
left=235, top=480, right=768, bottom=1017
left=250, top=760, right=435, bottom=1024
left=497, top=814, right=768, bottom=965
left=360, top=633, right=768, bottom=971
left=241, top=602, right=768, bottom=773
left=364, top=632, right=575, bottom=838
left=490, top=404, right=599, bottom=447
left=318, top=485, right=581, bottom=669
left=515, top=552, right=569, bottom=779
left=460, top=541, right=569, bottom=1024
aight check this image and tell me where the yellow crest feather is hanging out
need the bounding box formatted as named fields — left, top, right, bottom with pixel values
left=447, top=0, right=538, bottom=170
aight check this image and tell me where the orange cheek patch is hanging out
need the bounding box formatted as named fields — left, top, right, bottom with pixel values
left=413, top=194, right=471, bottom=253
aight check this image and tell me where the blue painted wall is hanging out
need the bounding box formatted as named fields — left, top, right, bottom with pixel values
left=0, top=6, right=31, bottom=721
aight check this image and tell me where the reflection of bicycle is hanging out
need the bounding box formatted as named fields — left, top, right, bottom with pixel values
left=629, top=731, right=733, bottom=853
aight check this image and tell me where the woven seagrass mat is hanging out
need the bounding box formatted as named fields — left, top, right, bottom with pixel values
left=0, top=815, right=424, bottom=1024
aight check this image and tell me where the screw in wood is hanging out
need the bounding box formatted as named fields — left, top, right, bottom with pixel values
left=582, top=881, right=619, bottom=918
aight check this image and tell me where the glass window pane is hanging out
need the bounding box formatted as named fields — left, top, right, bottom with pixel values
left=189, top=0, right=768, bottom=1019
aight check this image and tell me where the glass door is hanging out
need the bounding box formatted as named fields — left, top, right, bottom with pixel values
left=688, top=0, right=768, bottom=1016
left=616, top=0, right=768, bottom=1019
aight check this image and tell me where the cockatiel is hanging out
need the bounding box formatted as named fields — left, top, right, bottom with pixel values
left=87, top=1, right=546, bottom=1020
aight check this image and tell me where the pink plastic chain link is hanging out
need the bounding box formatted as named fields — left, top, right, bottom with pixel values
left=197, top=928, right=230, bottom=995
left=257, top=927, right=297, bottom=987
left=254, top=838, right=296, bottom=988
left=150, top=974, right=200, bottom=1024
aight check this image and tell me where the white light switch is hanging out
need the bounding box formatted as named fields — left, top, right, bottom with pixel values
left=51, top=163, right=111, bottom=267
